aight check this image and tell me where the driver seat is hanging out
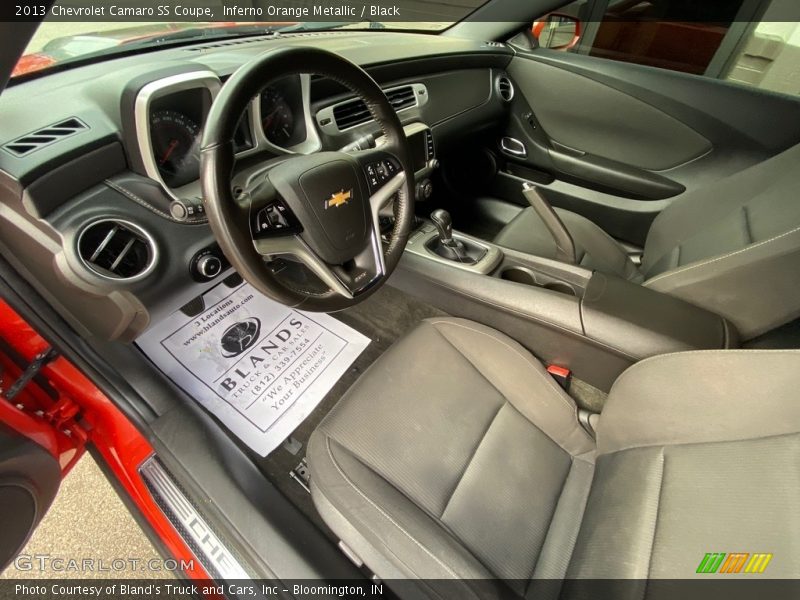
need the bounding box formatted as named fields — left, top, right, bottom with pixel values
left=308, top=318, right=800, bottom=597
left=493, top=142, right=800, bottom=339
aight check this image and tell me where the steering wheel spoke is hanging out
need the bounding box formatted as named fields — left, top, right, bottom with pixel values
left=253, top=228, right=384, bottom=300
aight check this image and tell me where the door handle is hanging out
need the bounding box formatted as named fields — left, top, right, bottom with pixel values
left=501, top=137, right=527, bottom=157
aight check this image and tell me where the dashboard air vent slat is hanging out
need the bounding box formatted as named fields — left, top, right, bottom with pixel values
left=78, top=220, right=155, bottom=280
left=3, top=118, right=87, bottom=157
left=497, top=76, right=514, bottom=102
left=332, top=85, right=418, bottom=130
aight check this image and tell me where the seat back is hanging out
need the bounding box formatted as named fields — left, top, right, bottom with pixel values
left=641, top=142, right=800, bottom=338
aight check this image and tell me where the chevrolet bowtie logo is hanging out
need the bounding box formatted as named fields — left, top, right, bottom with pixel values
left=325, top=189, right=352, bottom=209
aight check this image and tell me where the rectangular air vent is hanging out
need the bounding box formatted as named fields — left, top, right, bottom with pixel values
left=322, top=84, right=426, bottom=132
left=332, top=98, right=372, bottom=130
left=3, top=118, right=88, bottom=157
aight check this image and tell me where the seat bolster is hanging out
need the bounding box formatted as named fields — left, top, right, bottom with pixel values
left=427, top=318, right=595, bottom=457
left=308, top=433, right=512, bottom=600
left=597, top=350, right=800, bottom=455
left=643, top=228, right=800, bottom=338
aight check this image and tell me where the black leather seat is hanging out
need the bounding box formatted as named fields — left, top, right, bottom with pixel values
left=308, top=318, right=800, bottom=598
left=494, top=142, right=800, bottom=339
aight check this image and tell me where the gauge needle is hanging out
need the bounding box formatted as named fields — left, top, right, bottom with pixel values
left=263, top=108, right=280, bottom=128
left=160, top=139, right=179, bottom=165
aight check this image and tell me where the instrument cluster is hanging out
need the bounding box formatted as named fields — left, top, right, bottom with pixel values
left=144, top=75, right=305, bottom=195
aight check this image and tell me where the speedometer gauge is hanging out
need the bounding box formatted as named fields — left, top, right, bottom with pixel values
left=260, top=87, right=294, bottom=147
left=150, top=110, right=201, bottom=188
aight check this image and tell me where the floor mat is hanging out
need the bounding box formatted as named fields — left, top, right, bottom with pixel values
left=136, top=281, right=370, bottom=456
left=253, top=284, right=447, bottom=530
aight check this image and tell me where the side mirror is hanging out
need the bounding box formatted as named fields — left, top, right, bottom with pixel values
left=532, top=14, right=582, bottom=50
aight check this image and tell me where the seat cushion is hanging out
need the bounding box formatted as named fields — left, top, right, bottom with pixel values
left=308, top=318, right=595, bottom=596
left=568, top=350, right=800, bottom=580
left=309, top=316, right=800, bottom=596
left=494, top=207, right=642, bottom=282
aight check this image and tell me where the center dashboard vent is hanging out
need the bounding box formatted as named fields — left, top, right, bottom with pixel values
left=78, top=220, right=156, bottom=280
left=3, top=118, right=87, bottom=157
left=321, top=84, right=426, bottom=132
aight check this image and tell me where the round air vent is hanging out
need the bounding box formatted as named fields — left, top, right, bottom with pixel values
left=77, top=219, right=156, bottom=281
left=497, top=76, right=515, bottom=102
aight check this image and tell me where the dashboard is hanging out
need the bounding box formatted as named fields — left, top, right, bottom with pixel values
left=0, top=31, right=514, bottom=341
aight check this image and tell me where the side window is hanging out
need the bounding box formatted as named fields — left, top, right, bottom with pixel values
left=725, top=20, right=800, bottom=96
left=533, top=0, right=800, bottom=97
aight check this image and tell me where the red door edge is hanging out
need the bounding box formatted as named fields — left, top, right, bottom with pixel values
left=0, top=299, right=212, bottom=581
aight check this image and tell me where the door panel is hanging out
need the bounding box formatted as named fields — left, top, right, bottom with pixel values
left=0, top=426, right=60, bottom=570
left=509, top=58, right=712, bottom=170
left=493, top=47, right=800, bottom=245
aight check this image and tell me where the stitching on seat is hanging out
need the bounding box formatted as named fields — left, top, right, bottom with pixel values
left=440, top=402, right=505, bottom=519
left=644, top=225, right=800, bottom=287
left=428, top=320, right=595, bottom=449
left=311, top=477, right=454, bottom=600
left=429, top=320, right=590, bottom=421
left=523, top=455, right=594, bottom=592
left=601, top=429, right=799, bottom=456
left=644, top=448, right=666, bottom=588
left=608, top=348, right=800, bottom=401
left=324, top=437, right=465, bottom=582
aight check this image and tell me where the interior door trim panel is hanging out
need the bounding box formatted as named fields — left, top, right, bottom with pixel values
left=520, top=49, right=800, bottom=155
left=508, top=58, right=713, bottom=171
left=493, top=47, right=800, bottom=245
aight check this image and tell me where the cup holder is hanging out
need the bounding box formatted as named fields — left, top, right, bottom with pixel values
left=501, top=267, right=537, bottom=286
left=543, top=281, right=576, bottom=296
left=500, top=267, right=577, bottom=297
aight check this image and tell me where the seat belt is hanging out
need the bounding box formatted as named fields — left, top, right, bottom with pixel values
left=522, top=183, right=577, bottom=264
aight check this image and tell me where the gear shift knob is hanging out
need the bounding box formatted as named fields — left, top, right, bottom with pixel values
left=430, top=209, right=455, bottom=245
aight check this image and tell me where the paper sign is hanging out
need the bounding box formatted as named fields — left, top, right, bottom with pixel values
left=137, top=282, right=369, bottom=456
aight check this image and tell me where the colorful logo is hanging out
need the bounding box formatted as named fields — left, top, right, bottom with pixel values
left=696, top=552, right=773, bottom=574
left=324, top=189, right=352, bottom=209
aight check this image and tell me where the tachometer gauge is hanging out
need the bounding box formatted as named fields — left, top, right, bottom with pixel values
left=149, top=110, right=201, bottom=188
left=260, top=87, right=294, bottom=147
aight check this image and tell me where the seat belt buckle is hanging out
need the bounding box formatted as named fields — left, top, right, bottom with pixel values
left=546, top=365, right=572, bottom=391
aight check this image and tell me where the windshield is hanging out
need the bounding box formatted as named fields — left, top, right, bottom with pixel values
left=13, top=1, right=490, bottom=78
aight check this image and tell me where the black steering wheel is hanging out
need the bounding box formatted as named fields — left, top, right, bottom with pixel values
left=200, top=47, right=415, bottom=312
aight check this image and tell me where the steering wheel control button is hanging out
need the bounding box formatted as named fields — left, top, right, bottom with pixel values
left=365, top=158, right=400, bottom=193
left=190, top=246, right=228, bottom=282
left=252, top=201, right=301, bottom=239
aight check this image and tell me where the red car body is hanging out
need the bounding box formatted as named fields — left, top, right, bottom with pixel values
left=12, top=22, right=293, bottom=77
left=0, top=299, right=209, bottom=579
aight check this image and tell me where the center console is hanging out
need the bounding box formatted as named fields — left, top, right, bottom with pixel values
left=394, top=207, right=737, bottom=392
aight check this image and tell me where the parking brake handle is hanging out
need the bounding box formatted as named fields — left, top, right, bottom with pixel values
left=521, top=183, right=577, bottom=265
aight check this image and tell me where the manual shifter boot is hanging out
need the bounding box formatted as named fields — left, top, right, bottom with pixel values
left=428, top=209, right=487, bottom=264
